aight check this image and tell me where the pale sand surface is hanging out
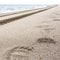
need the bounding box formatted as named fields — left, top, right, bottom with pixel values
left=0, top=5, right=60, bottom=60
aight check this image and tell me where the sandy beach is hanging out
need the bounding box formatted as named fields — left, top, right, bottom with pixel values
left=0, top=5, right=60, bottom=60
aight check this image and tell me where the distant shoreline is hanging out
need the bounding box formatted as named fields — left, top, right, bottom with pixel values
left=0, top=4, right=47, bottom=13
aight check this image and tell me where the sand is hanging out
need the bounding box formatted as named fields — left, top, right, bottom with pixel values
left=0, top=5, right=60, bottom=60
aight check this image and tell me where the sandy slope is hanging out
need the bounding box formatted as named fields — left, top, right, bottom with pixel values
left=0, top=5, right=60, bottom=60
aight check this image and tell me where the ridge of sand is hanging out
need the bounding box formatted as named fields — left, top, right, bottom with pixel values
left=0, top=5, right=57, bottom=25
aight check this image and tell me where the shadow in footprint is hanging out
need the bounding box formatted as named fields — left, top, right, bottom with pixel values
left=37, top=37, right=56, bottom=44
left=53, top=19, right=60, bottom=21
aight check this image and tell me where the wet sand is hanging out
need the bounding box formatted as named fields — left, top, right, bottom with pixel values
left=0, top=5, right=60, bottom=60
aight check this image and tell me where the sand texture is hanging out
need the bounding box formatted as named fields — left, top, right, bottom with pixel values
left=0, top=5, right=60, bottom=60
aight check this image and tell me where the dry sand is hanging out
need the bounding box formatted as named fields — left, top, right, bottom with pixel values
left=0, top=5, right=60, bottom=60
